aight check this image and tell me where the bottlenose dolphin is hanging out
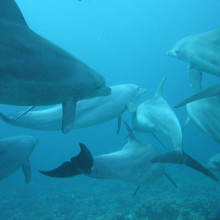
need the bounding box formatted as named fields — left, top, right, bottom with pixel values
left=131, top=77, right=182, bottom=150
left=206, top=153, right=220, bottom=172
left=185, top=96, right=220, bottom=144
left=175, top=83, right=220, bottom=107
left=0, top=0, right=110, bottom=133
left=0, top=84, right=145, bottom=134
left=0, top=135, right=38, bottom=184
left=129, top=79, right=218, bottom=181
left=168, top=29, right=220, bottom=90
left=40, top=123, right=177, bottom=195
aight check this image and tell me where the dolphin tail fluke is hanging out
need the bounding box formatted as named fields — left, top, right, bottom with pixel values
left=22, top=159, right=31, bottom=184
left=39, top=143, right=93, bottom=178
left=151, top=151, right=219, bottom=181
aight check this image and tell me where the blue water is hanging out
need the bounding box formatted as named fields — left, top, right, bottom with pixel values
left=1, top=0, right=220, bottom=219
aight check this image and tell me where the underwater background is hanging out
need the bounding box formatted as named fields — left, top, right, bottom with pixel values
left=1, top=0, right=220, bottom=219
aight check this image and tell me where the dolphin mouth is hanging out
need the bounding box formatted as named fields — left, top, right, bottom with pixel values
left=99, top=86, right=111, bottom=96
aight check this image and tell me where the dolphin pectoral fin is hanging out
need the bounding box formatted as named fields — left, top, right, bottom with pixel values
left=175, top=83, right=220, bottom=108
left=15, top=106, right=35, bottom=121
left=117, top=114, right=122, bottom=135
left=22, top=159, right=31, bottom=184
left=62, top=101, right=76, bottom=134
left=164, top=172, right=177, bottom=188
left=40, top=143, right=93, bottom=178
left=151, top=151, right=219, bottom=181
left=187, top=65, right=202, bottom=92
left=132, top=186, right=140, bottom=197
left=40, top=162, right=81, bottom=178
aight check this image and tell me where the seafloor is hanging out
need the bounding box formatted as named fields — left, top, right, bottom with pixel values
left=0, top=167, right=219, bottom=220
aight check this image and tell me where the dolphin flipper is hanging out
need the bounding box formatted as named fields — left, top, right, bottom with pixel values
left=151, top=151, right=219, bottom=181
left=132, top=186, right=140, bottom=197
left=164, top=172, right=177, bottom=188
left=62, top=101, right=76, bottom=134
left=40, top=143, right=93, bottom=178
left=15, top=106, right=35, bottom=121
left=187, top=65, right=202, bottom=92
left=22, top=159, right=31, bottom=184
left=117, top=114, right=122, bottom=135
left=175, top=83, right=220, bottom=108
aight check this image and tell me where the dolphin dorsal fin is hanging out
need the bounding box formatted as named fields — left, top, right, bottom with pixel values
left=123, top=120, right=136, bottom=141
left=0, top=0, right=28, bottom=26
left=154, top=77, right=167, bottom=98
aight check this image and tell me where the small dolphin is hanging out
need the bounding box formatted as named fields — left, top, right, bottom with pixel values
left=206, top=153, right=220, bottom=172
left=132, top=77, right=182, bottom=150
left=0, top=0, right=110, bottom=133
left=185, top=96, right=220, bottom=144
left=0, top=84, right=145, bottom=134
left=40, top=122, right=177, bottom=194
left=168, top=29, right=220, bottom=90
left=175, top=83, right=220, bottom=107
left=0, top=135, right=38, bottom=184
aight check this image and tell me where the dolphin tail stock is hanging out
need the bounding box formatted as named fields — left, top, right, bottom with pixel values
left=175, top=83, right=220, bottom=108
left=39, top=143, right=93, bottom=178
left=164, top=172, right=177, bottom=188
left=151, top=151, right=219, bottom=181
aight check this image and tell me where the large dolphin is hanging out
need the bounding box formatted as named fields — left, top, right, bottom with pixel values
left=0, top=135, right=38, bottom=184
left=0, top=0, right=111, bottom=133
left=175, top=83, right=220, bottom=107
left=0, top=84, right=145, bottom=133
left=40, top=123, right=177, bottom=195
left=129, top=78, right=218, bottom=181
left=131, top=77, right=182, bottom=150
left=185, top=96, right=220, bottom=144
left=168, top=30, right=220, bottom=91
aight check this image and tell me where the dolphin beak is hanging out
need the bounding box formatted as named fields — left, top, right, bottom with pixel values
left=167, top=49, right=175, bottom=57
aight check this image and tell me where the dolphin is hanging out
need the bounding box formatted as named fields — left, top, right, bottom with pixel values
left=129, top=78, right=219, bottom=181
left=0, top=0, right=111, bottom=133
left=0, top=135, right=38, bottom=184
left=0, top=84, right=146, bottom=134
left=206, top=153, right=220, bottom=172
left=131, top=77, right=182, bottom=151
left=185, top=96, right=220, bottom=144
left=175, top=83, right=220, bottom=107
left=168, top=29, right=220, bottom=91
left=40, top=122, right=177, bottom=195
